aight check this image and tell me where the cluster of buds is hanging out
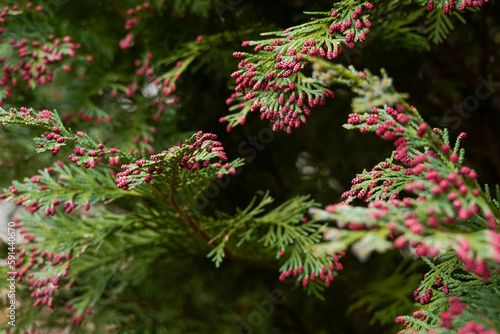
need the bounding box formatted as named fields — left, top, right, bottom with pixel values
left=65, top=302, right=92, bottom=325
left=1, top=144, right=121, bottom=218
left=414, top=288, right=433, bottom=305
left=455, top=321, right=498, bottom=334
left=322, top=126, right=499, bottom=266
left=149, top=57, right=190, bottom=119
left=115, top=131, right=235, bottom=190
left=349, top=105, right=461, bottom=165
left=109, top=49, right=179, bottom=124
left=226, top=57, right=334, bottom=134
left=0, top=107, right=55, bottom=131
left=279, top=252, right=344, bottom=288
left=328, top=3, right=373, bottom=48
left=439, top=297, right=467, bottom=329
left=1, top=166, right=57, bottom=210
left=400, top=296, right=497, bottom=333
left=62, top=109, right=113, bottom=125
left=412, top=310, right=427, bottom=321
left=341, top=168, right=389, bottom=203
left=395, top=315, right=411, bottom=329
left=120, top=2, right=154, bottom=49
left=134, top=52, right=155, bottom=81
left=67, top=140, right=112, bottom=169
left=7, top=223, right=71, bottom=310
left=125, top=2, right=154, bottom=30
left=224, top=3, right=375, bottom=133
left=32, top=118, right=122, bottom=170
left=319, top=99, right=500, bottom=280
left=427, top=0, right=491, bottom=13
left=335, top=132, right=499, bottom=270
left=455, top=237, right=492, bottom=280
left=5, top=222, right=92, bottom=326
left=0, top=5, right=82, bottom=106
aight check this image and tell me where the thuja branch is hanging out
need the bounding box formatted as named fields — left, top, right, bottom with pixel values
left=222, top=1, right=375, bottom=133
left=1, top=124, right=247, bottom=328
left=222, top=0, right=492, bottom=134
left=199, top=192, right=344, bottom=298
left=0, top=4, right=85, bottom=106
left=300, top=61, right=500, bottom=332
left=0, top=106, right=151, bottom=213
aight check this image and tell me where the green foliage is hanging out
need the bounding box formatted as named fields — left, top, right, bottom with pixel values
left=376, top=4, right=430, bottom=51
left=346, top=258, right=423, bottom=327
left=305, top=49, right=499, bottom=333
left=425, top=9, right=457, bottom=44
left=201, top=192, right=338, bottom=298
left=0, top=0, right=499, bottom=333
left=223, top=1, right=375, bottom=133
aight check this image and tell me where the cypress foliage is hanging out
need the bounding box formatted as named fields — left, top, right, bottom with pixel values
left=0, top=1, right=499, bottom=333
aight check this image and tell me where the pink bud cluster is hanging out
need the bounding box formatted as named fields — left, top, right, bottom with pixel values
left=455, top=237, right=492, bottom=280
left=125, top=2, right=154, bottom=30
left=109, top=50, right=180, bottom=123
left=328, top=3, right=373, bottom=47
left=414, top=288, right=433, bottom=305
left=147, top=57, right=188, bottom=120
left=226, top=58, right=334, bottom=134
left=134, top=52, right=155, bottom=81
left=328, top=130, right=499, bottom=264
left=341, top=155, right=426, bottom=205
left=62, top=110, right=113, bottom=125
left=7, top=227, right=71, bottom=311
left=2, top=167, right=56, bottom=211
left=67, top=142, right=108, bottom=168
left=33, top=119, right=121, bottom=171
left=225, top=4, right=375, bottom=133
left=1, top=106, right=55, bottom=130
left=0, top=5, right=82, bottom=106
left=279, top=252, right=345, bottom=288
left=146, top=75, right=181, bottom=122
left=65, top=303, right=92, bottom=325
left=439, top=296, right=466, bottom=329
left=427, top=0, right=490, bottom=13
left=457, top=322, right=498, bottom=334
left=341, top=168, right=385, bottom=202
left=395, top=315, right=411, bottom=329
left=115, top=131, right=232, bottom=190
left=412, top=310, right=427, bottom=321
left=120, top=2, right=154, bottom=49
left=1, top=148, right=112, bottom=216
left=435, top=296, right=499, bottom=333
left=348, top=105, right=422, bottom=163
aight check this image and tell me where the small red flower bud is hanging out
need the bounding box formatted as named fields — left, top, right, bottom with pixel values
left=302, top=277, right=308, bottom=286
left=394, top=235, right=407, bottom=248
left=441, top=144, right=450, bottom=154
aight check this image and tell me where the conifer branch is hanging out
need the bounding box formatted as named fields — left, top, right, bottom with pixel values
left=0, top=1, right=498, bottom=332
left=222, top=1, right=375, bottom=133
left=302, top=59, right=499, bottom=331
